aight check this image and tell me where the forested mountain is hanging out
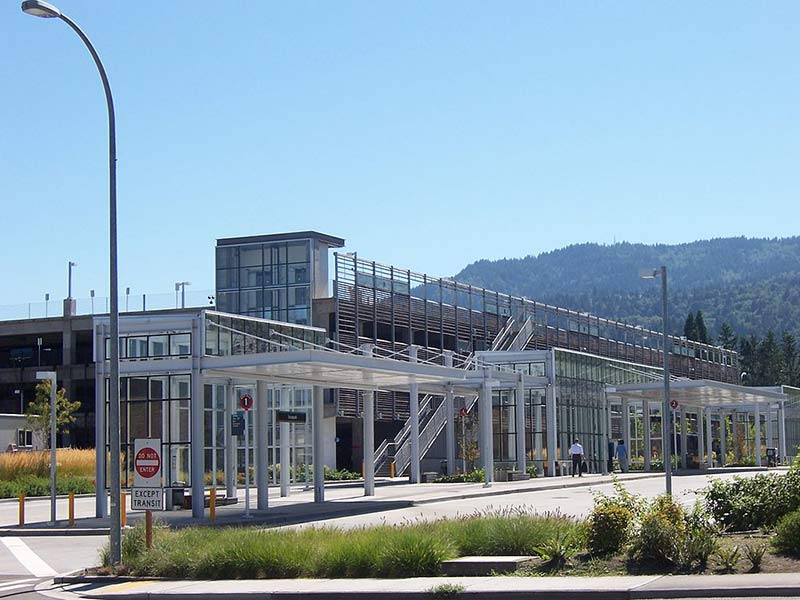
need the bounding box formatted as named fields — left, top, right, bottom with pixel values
left=453, top=237, right=800, bottom=341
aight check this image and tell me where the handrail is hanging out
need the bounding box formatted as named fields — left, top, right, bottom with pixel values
left=391, top=315, right=522, bottom=476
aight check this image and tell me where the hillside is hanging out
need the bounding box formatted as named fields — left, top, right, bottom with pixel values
left=453, top=237, right=800, bottom=341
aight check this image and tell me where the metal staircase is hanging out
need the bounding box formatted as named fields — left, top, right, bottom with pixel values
left=376, top=313, right=538, bottom=477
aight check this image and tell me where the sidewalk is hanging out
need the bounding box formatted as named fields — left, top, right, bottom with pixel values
left=46, top=572, right=800, bottom=600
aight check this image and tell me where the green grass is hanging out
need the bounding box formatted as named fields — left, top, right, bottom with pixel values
left=105, top=510, right=580, bottom=579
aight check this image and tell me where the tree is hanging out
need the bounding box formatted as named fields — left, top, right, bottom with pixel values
left=782, top=331, right=798, bottom=387
left=718, top=322, right=737, bottom=350
left=756, top=330, right=783, bottom=386
left=739, top=335, right=757, bottom=385
left=684, top=312, right=697, bottom=341
left=694, top=310, right=709, bottom=344
left=25, top=380, right=81, bottom=449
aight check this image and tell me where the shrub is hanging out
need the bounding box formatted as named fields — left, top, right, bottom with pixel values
left=773, top=510, right=800, bottom=556
left=627, top=495, right=685, bottom=567
left=535, top=531, right=580, bottom=571
left=714, top=545, right=741, bottom=573
left=587, top=503, right=632, bottom=555
left=743, top=542, right=767, bottom=572
left=703, top=466, right=800, bottom=531
left=0, top=474, right=94, bottom=499
left=434, top=469, right=485, bottom=484
left=429, top=583, right=464, bottom=598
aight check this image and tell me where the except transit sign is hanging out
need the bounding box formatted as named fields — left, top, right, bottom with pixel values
left=131, top=487, right=163, bottom=511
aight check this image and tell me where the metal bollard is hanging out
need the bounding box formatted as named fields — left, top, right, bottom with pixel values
left=18, top=493, right=24, bottom=526
left=390, top=463, right=395, bottom=478
left=209, top=487, right=216, bottom=523
left=121, top=492, right=127, bottom=528
left=68, top=492, right=75, bottom=527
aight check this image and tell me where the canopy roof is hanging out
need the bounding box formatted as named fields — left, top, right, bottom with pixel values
left=606, top=379, right=787, bottom=408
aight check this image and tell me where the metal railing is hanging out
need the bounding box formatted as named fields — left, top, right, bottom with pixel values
left=389, top=314, right=531, bottom=476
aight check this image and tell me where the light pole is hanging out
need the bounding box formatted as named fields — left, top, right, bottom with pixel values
left=44, top=293, right=50, bottom=317
left=68, top=261, right=77, bottom=298
left=640, top=266, right=672, bottom=495
left=22, top=0, right=122, bottom=563
left=175, top=281, right=191, bottom=309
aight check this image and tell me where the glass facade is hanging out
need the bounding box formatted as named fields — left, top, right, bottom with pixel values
left=216, top=240, right=312, bottom=325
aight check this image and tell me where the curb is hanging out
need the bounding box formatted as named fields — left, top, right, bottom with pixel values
left=49, top=578, right=800, bottom=600
left=0, top=527, right=110, bottom=537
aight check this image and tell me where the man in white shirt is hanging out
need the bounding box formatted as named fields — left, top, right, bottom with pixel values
left=569, top=438, right=584, bottom=477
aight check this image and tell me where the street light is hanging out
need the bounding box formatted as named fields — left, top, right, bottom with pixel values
left=22, top=0, right=122, bottom=564
left=640, top=266, right=673, bottom=495
left=175, top=281, right=191, bottom=309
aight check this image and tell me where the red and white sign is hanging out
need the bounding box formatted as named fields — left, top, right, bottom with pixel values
left=133, top=438, right=162, bottom=488
left=239, top=393, right=254, bottom=411
left=669, top=398, right=680, bottom=411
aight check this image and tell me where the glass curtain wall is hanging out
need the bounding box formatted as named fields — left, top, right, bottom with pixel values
left=216, top=240, right=312, bottom=325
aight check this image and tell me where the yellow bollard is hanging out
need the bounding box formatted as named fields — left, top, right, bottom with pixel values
left=121, top=492, right=127, bottom=528
left=361, top=461, right=365, bottom=478
left=68, top=492, right=75, bottom=527
left=18, top=493, right=24, bottom=526
left=390, top=462, right=395, bottom=478
left=209, top=487, right=216, bottom=523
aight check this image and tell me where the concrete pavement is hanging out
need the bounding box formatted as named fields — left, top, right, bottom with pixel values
left=40, top=572, right=800, bottom=599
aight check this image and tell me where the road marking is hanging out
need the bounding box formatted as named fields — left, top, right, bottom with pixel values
left=0, top=538, right=57, bottom=577
left=0, top=581, right=34, bottom=592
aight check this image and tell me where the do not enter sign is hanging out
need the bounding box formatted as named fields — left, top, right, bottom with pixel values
left=133, top=439, right=162, bottom=488
left=239, top=393, right=254, bottom=411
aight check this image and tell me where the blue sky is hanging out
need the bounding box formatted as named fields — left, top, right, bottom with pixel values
left=2, top=2, right=799, bottom=307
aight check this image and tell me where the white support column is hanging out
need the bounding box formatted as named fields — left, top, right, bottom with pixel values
left=643, top=400, right=651, bottom=472
left=600, top=394, right=609, bottom=476
left=680, top=408, right=688, bottom=470
left=190, top=319, right=205, bottom=519
left=312, top=386, right=325, bottom=503
left=535, top=392, right=544, bottom=476
left=479, top=369, right=494, bottom=487
left=256, top=380, right=269, bottom=510
left=705, top=408, right=713, bottom=468
left=444, top=351, right=456, bottom=476
left=94, top=323, right=108, bottom=518
left=545, top=349, right=558, bottom=477
left=408, top=345, right=420, bottom=484
left=360, top=343, right=376, bottom=496
left=697, top=408, right=705, bottom=469
left=225, top=382, right=237, bottom=498
left=766, top=406, right=774, bottom=453
left=621, top=398, right=631, bottom=463
left=515, top=374, right=526, bottom=473
left=779, top=401, right=788, bottom=464
left=720, top=411, right=727, bottom=467
left=731, top=410, right=740, bottom=462
left=754, top=405, right=762, bottom=467
left=279, top=387, right=290, bottom=497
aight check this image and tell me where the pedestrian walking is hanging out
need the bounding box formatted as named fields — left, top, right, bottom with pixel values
left=616, top=438, right=629, bottom=473
left=569, top=438, right=584, bottom=477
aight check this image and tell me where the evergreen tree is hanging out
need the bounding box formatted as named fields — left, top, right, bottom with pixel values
left=782, top=331, right=798, bottom=386
left=684, top=312, right=697, bottom=341
left=718, top=322, right=737, bottom=350
left=756, top=330, right=783, bottom=386
left=739, top=335, right=757, bottom=385
left=695, top=310, right=709, bottom=344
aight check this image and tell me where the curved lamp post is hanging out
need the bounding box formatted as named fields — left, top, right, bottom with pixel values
left=21, top=0, right=122, bottom=564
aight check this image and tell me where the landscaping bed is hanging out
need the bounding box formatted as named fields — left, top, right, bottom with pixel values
left=101, top=462, right=800, bottom=580
left=0, top=449, right=95, bottom=498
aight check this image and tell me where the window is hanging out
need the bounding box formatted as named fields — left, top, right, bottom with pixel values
left=170, top=334, right=191, bottom=356
left=17, top=429, right=33, bottom=448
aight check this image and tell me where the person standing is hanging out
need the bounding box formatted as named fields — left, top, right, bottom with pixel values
left=616, top=438, right=629, bottom=473
left=569, top=438, right=584, bottom=477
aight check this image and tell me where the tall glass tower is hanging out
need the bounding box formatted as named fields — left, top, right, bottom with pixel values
left=215, top=232, right=344, bottom=326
